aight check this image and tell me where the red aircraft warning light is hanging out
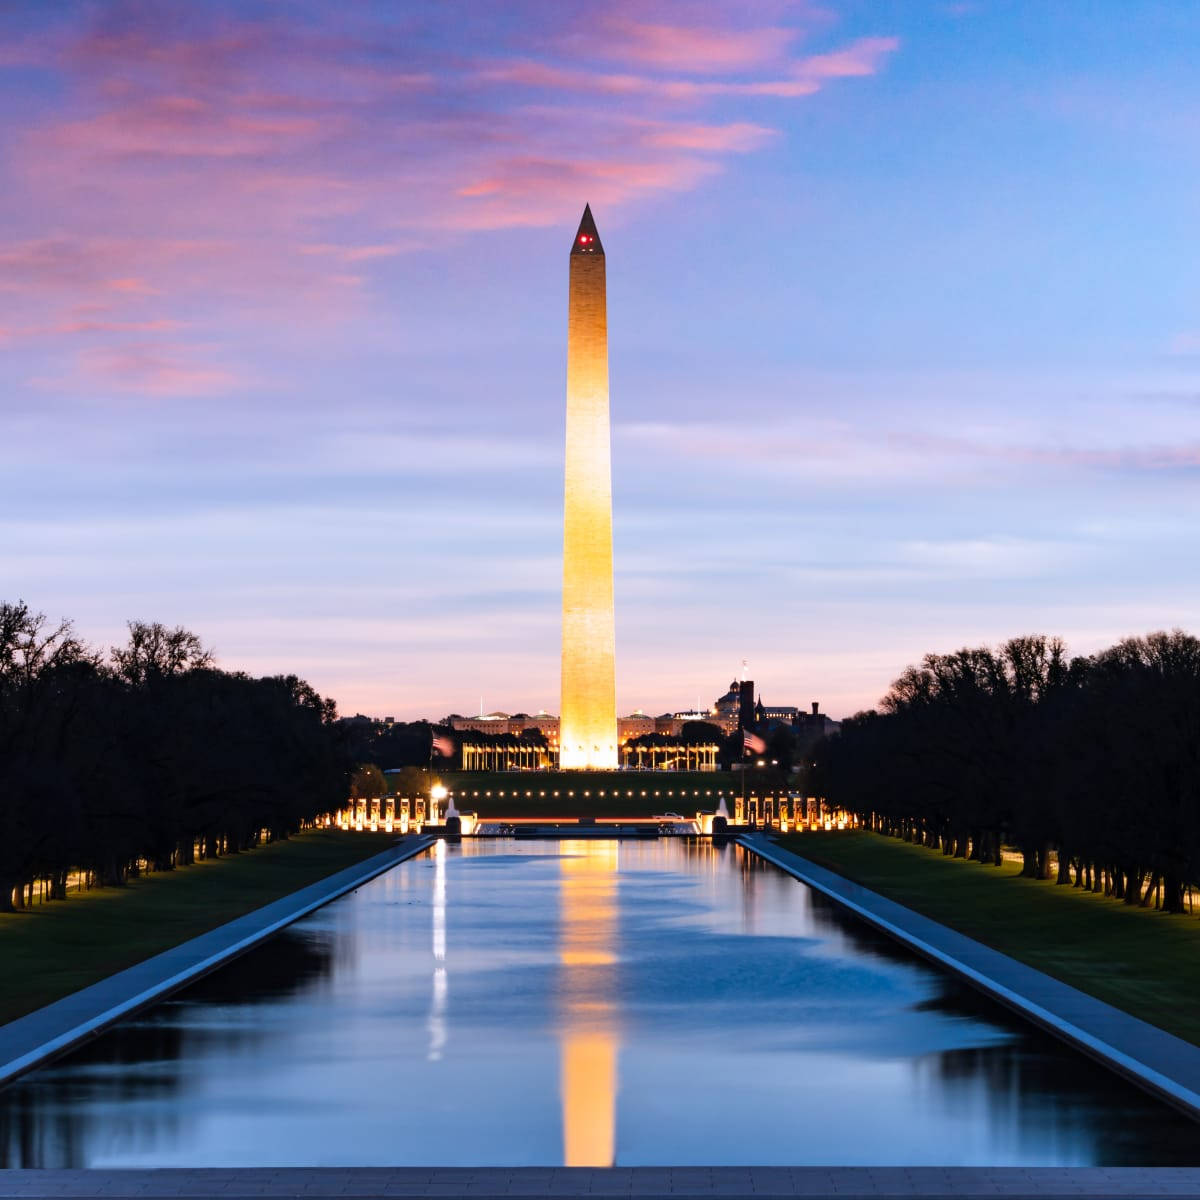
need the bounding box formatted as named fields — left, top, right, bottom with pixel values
left=570, top=204, right=603, bottom=255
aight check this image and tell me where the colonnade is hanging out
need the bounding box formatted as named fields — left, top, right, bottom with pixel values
left=619, top=743, right=719, bottom=771
left=333, top=796, right=430, bottom=833
left=460, top=742, right=553, bottom=771
left=734, top=795, right=853, bottom=832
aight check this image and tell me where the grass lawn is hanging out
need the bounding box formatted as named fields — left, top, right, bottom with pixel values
left=777, top=830, right=1200, bottom=1047
left=0, top=830, right=396, bottom=1025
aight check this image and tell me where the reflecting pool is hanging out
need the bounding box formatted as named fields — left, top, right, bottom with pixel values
left=2, top=839, right=1197, bottom=1167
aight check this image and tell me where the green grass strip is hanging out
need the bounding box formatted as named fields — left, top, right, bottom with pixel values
left=0, top=830, right=395, bottom=1025
left=776, top=830, right=1200, bottom=1047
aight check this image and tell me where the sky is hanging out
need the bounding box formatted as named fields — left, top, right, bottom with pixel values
left=2, top=1, right=1199, bottom=722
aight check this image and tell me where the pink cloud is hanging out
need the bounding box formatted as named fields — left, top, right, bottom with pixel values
left=2, top=4, right=898, bottom=395
left=451, top=156, right=721, bottom=229
left=594, top=20, right=798, bottom=72
left=42, top=98, right=329, bottom=159
left=641, top=122, right=777, bottom=152
left=299, top=243, right=413, bottom=263
left=77, top=343, right=243, bottom=397
left=57, top=318, right=183, bottom=334
left=108, top=277, right=160, bottom=294
left=477, top=37, right=898, bottom=102
left=797, top=36, right=900, bottom=79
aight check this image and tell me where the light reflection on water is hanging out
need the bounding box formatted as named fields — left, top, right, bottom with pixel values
left=1, top=838, right=1197, bottom=1167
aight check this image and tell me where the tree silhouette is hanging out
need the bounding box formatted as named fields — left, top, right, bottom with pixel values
left=0, top=603, right=350, bottom=912
left=820, top=631, right=1200, bottom=915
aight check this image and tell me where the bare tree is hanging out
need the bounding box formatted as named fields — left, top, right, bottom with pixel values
left=110, top=621, right=213, bottom=686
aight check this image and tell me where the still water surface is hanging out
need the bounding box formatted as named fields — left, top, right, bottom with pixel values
left=2, top=839, right=1198, bottom=1167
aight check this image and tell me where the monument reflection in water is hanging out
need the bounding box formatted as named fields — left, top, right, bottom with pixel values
left=559, top=841, right=618, bottom=1166
left=2, top=839, right=1199, bottom=1168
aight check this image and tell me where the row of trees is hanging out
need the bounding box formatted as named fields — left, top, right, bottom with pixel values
left=816, top=631, right=1200, bottom=914
left=0, top=602, right=350, bottom=912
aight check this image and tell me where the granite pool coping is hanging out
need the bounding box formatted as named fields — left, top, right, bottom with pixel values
left=2, top=1167, right=1200, bottom=1198
left=0, top=837, right=434, bottom=1089
left=738, top=833, right=1200, bottom=1122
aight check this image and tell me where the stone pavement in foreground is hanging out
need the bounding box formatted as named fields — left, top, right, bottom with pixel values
left=3, top=1168, right=1200, bottom=1198
left=740, top=835, right=1200, bottom=1120
left=0, top=838, right=434, bottom=1088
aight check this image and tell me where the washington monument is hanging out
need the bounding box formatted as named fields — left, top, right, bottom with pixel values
left=560, top=205, right=617, bottom=769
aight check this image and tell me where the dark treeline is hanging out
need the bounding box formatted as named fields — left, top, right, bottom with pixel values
left=818, top=631, right=1200, bottom=914
left=340, top=716, right=437, bottom=768
left=0, top=602, right=349, bottom=912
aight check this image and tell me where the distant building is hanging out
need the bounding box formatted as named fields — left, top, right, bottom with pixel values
left=618, top=710, right=655, bottom=740
left=712, top=684, right=741, bottom=732
left=451, top=710, right=560, bottom=752
left=449, top=712, right=512, bottom=735
left=444, top=680, right=837, bottom=771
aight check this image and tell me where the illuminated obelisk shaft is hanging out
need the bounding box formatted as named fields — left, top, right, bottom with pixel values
left=560, top=205, right=617, bottom=770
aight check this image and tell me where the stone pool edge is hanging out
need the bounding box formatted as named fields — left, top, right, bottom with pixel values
left=738, top=833, right=1200, bottom=1123
left=4, top=1166, right=1200, bottom=1197
left=0, top=836, right=435, bottom=1090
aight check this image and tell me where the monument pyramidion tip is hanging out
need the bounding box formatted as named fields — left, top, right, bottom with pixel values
left=571, top=203, right=603, bottom=255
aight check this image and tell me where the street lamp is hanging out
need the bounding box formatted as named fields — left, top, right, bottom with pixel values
left=431, top=783, right=448, bottom=823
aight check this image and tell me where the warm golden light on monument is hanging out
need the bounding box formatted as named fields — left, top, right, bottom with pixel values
left=560, top=204, right=618, bottom=769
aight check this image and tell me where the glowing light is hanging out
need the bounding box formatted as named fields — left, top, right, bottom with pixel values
left=559, top=840, right=618, bottom=1166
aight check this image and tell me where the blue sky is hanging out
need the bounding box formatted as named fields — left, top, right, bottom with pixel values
left=2, top=1, right=1198, bottom=719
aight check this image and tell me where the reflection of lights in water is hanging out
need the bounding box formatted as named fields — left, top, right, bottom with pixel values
left=428, top=840, right=447, bottom=1061
left=558, top=840, right=619, bottom=1167
left=433, top=840, right=446, bottom=963
left=428, top=966, right=447, bottom=1062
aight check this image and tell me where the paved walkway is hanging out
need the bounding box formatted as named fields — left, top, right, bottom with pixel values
left=0, top=837, right=433, bottom=1088
left=740, top=834, right=1200, bottom=1121
left=2, top=1168, right=1200, bottom=1198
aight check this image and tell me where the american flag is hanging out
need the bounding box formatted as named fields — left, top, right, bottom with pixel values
left=743, top=729, right=766, bottom=755
left=431, top=733, right=455, bottom=758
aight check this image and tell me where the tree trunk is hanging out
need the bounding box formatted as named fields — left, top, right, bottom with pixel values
left=1163, top=872, right=1187, bottom=915
left=1020, top=844, right=1038, bottom=877
left=100, top=857, right=126, bottom=888
left=1140, top=872, right=1160, bottom=907
left=1037, top=843, right=1054, bottom=880
left=1056, top=850, right=1072, bottom=885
